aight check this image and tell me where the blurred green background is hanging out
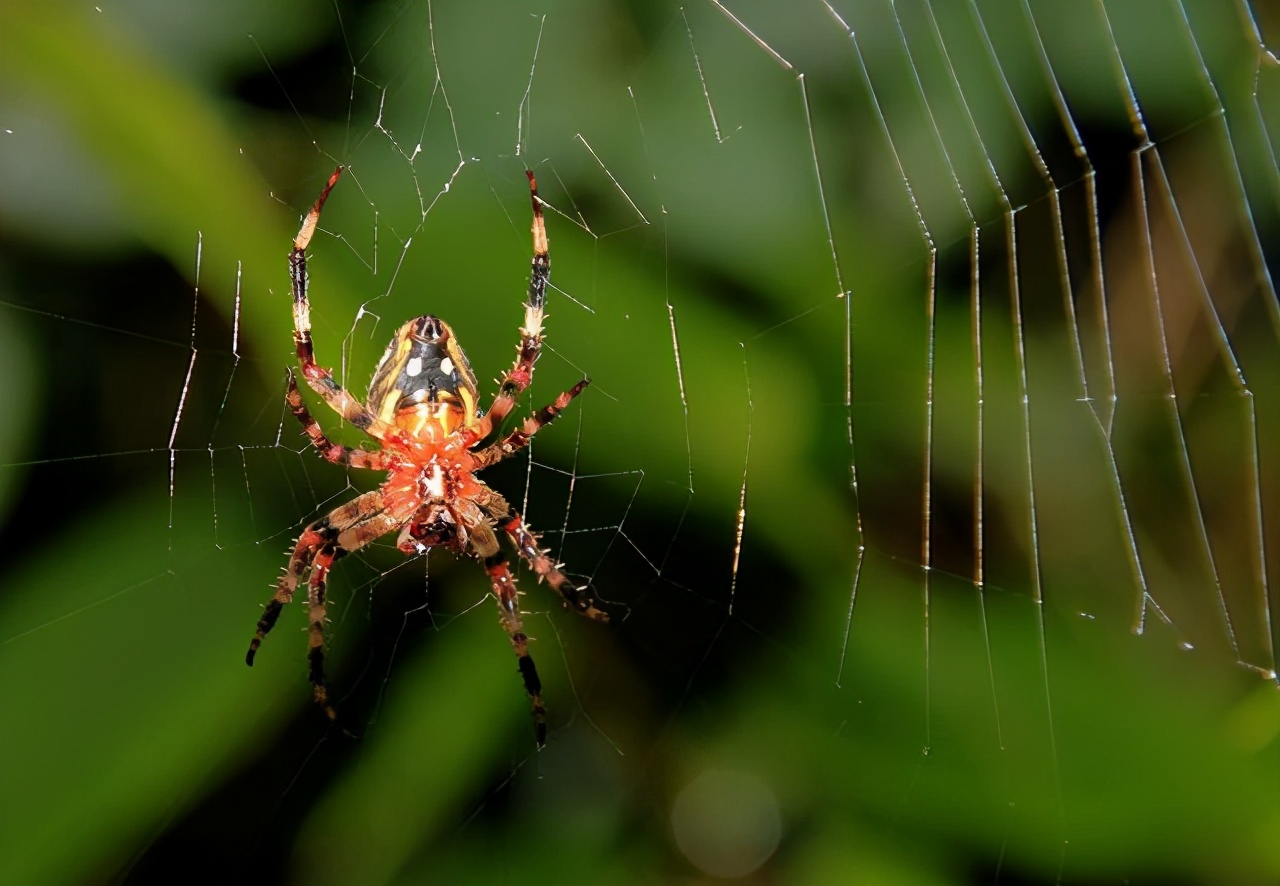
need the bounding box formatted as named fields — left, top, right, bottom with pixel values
left=1, top=1, right=1278, bottom=883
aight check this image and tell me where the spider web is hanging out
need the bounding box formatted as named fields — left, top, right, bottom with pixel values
left=1, top=0, right=1278, bottom=882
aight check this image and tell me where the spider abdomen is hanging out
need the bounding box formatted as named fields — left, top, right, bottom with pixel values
left=369, top=316, right=480, bottom=434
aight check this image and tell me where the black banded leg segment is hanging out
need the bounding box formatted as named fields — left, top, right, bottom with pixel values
left=501, top=512, right=609, bottom=623
left=289, top=167, right=342, bottom=375
left=525, top=170, right=549, bottom=312
left=485, top=553, right=547, bottom=746
left=246, top=491, right=396, bottom=721
left=247, top=519, right=337, bottom=665
left=469, top=171, right=552, bottom=441
left=288, top=167, right=397, bottom=441
left=286, top=370, right=388, bottom=469
left=247, top=597, right=287, bottom=666
left=307, top=545, right=343, bottom=719
left=470, top=379, right=589, bottom=471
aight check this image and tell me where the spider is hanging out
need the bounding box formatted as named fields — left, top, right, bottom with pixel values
left=245, top=167, right=608, bottom=746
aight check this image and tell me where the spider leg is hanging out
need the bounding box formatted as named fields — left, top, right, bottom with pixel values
left=502, top=511, right=610, bottom=622
left=246, top=529, right=319, bottom=665
left=286, top=369, right=389, bottom=470
left=471, top=493, right=606, bottom=745
left=486, top=553, right=548, bottom=747
left=289, top=167, right=397, bottom=441
left=470, top=171, right=551, bottom=442
left=476, top=489, right=609, bottom=623
left=246, top=490, right=399, bottom=718
left=464, top=520, right=548, bottom=746
left=470, top=378, right=588, bottom=471
left=303, top=543, right=342, bottom=718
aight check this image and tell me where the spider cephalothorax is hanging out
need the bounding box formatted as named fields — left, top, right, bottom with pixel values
left=246, top=168, right=607, bottom=746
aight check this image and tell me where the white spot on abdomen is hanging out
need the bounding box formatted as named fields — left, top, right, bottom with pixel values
left=406, top=356, right=423, bottom=377
left=440, top=357, right=454, bottom=377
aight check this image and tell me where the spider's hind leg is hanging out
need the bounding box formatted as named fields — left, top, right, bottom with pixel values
left=474, top=489, right=609, bottom=623
left=470, top=521, right=548, bottom=746
left=246, top=521, right=333, bottom=666
left=503, top=511, right=609, bottom=623
left=246, top=491, right=398, bottom=721
left=487, top=554, right=548, bottom=747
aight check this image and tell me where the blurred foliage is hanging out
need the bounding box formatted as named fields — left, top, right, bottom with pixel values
left=1, top=1, right=1278, bottom=884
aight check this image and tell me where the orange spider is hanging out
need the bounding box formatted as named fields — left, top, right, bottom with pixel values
left=246, top=167, right=608, bottom=746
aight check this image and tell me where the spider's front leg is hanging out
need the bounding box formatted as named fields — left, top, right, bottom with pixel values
left=470, top=171, right=552, bottom=441
left=289, top=167, right=396, bottom=441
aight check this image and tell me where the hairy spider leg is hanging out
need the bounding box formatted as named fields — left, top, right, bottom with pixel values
left=469, top=171, right=552, bottom=443
left=484, top=551, right=548, bottom=746
left=304, top=543, right=344, bottom=718
left=502, top=511, right=610, bottom=623
left=470, top=378, right=590, bottom=471
left=247, top=524, right=329, bottom=667
left=286, top=369, right=390, bottom=469
left=289, top=166, right=398, bottom=441
left=473, top=487, right=610, bottom=624
left=456, top=514, right=548, bottom=745
left=246, top=491, right=399, bottom=716
left=472, top=493, right=607, bottom=744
